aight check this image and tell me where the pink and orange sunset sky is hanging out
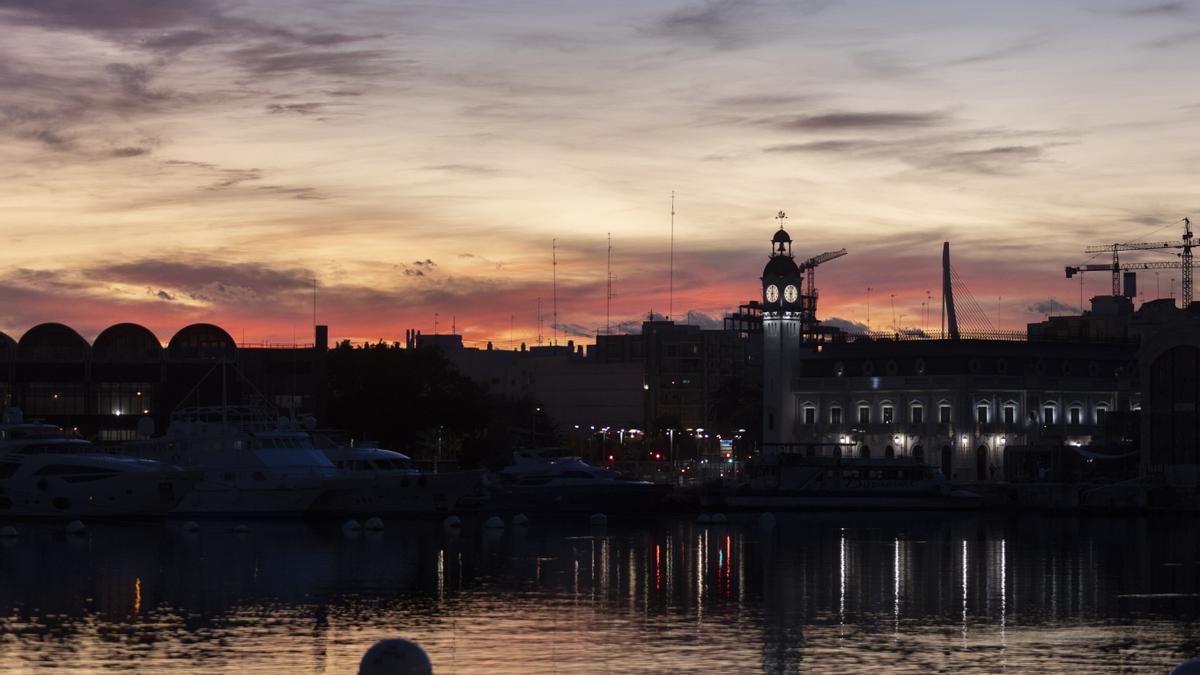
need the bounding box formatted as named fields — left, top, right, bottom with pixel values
left=1, top=0, right=1198, bottom=346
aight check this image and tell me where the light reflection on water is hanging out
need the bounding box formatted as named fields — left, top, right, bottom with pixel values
left=0, top=513, right=1197, bottom=673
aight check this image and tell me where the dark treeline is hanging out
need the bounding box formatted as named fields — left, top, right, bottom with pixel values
left=324, top=340, right=554, bottom=469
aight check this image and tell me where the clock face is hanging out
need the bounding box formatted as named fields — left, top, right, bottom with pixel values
left=765, top=284, right=779, bottom=303
left=783, top=284, right=799, bottom=303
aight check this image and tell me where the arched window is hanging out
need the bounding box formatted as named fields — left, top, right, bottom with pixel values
left=1042, top=402, right=1058, bottom=425
left=885, top=445, right=895, bottom=458
left=829, top=405, right=842, bottom=425
left=975, top=401, right=990, bottom=424
left=1002, top=401, right=1018, bottom=425
left=1095, top=403, right=1109, bottom=425
left=860, top=444, right=871, bottom=459
left=913, top=444, right=924, bottom=461
left=1068, top=402, right=1084, bottom=426
left=909, top=402, right=924, bottom=425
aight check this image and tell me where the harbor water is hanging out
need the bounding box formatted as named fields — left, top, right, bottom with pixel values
left=0, top=513, right=1197, bottom=673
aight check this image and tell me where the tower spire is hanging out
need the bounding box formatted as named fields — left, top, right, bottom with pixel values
left=606, top=232, right=613, bottom=335
left=552, top=239, right=558, bottom=346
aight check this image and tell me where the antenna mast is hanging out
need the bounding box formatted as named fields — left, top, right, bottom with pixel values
left=669, top=191, right=675, bottom=321
left=606, top=232, right=614, bottom=335
left=552, top=238, right=558, bottom=346
left=536, top=297, right=543, bottom=345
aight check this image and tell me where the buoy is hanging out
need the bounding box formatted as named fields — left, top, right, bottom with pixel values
left=343, top=519, right=362, bottom=533
left=759, top=512, right=777, bottom=529
left=234, top=524, right=250, bottom=534
left=364, top=517, right=384, bottom=531
left=512, top=513, right=530, bottom=527
left=484, top=516, right=505, bottom=529
left=443, top=515, right=462, bottom=528
left=712, top=513, right=728, bottom=524
left=696, top=513, right=712, bottom=524
left=181, top=521, right=200, bottom=533
left=358, top=638, right=433, bottom=675
left=65, top=520, right=87, bottom=536
left=589, top=513, right=607, bottom=526
left=0, top=526, right=16, bottom=538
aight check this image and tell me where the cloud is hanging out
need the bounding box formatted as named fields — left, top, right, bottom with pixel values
left=265, top=102, right=325, bottom=115
left=1121, top=2, right=1188, bottom=17
left=764, top=139, right=882, bottom=154
left=1027, top=299, right=1076, bottom=315
left=550, top=322, right=593, bottom=338
left=907, top=144, right=1049, bottom=175
left=652, top=0, right=833, bottom=50
left=424, top=164, right=497, bottom=175
left=111, top=146, right=151, bottom=158
left=400, top=259, right=438, bottom=277
left=763, top=111, right=949, bottom=132
left=155, top=289, right=175, bottom=301
left=823, top=316, right=868, bottom=333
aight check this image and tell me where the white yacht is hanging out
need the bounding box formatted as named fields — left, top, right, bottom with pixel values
left=0, top=412, right=197, bottom=518
left=310, top=438, right=484, bottom=515
left=487, top=448, right=671, bottom=513
left=121, top=406, right=343, bottom=516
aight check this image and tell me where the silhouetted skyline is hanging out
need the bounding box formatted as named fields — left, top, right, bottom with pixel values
left=1, top=0, right=1197, bottom=345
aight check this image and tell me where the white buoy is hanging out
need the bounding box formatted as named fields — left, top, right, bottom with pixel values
left=358, top=638, right=433, bottom=675
left=512, top=513, right=530, bottom=527
left=443, top=515, right=462, bottom=529
left=234, top=524, right=250, bottom=534
left=343, top=519, right=362, bottom=533
left=65, top=520, right=87, bottom=536
left=484, top=516, right=505, bottom=529
left=364, top=517, right=384, bottom=531
left=0, top=526, right=16, bottom=538
left=181, top=521, right=200, bottom=533
left=759, top=512, right=777, bottom=529
left=589, top=513, right=607, bottom=526
left=712, top=513, right=728, bottom=524
left=696, top=513, right=712, bottom=524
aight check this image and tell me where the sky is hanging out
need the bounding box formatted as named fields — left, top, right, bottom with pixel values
left=1, top=0, right=1198, bottom=347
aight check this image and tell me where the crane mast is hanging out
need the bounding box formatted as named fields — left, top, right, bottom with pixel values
left=1080, top=217, right=1194, bottom=306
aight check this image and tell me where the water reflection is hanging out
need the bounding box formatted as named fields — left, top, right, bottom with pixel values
left=0, top=514, right=1196, bottom=672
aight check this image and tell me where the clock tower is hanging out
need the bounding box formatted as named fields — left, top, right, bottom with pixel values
left=762, top=212, right=804, bottom=450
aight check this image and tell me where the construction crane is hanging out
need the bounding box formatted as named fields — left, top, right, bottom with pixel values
left=1082, top=218, right=1194, bottom=305
left=797, top=248, right=847, bottom=338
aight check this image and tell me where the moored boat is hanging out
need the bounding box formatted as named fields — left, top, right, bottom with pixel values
left=486, top=448, right=672, bottom=514
left=309, top=438, right=484, bottom=516
left=0, top=411, right=197, bottom=519
left=120, top=406, right=342, bottom=517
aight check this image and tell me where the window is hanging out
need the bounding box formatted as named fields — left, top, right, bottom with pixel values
left=910, top=405, right=924, bottom=425
left=885, top=445, right=895, bottom=458
left=804, top=406, right=816, bottom=425
left=1096, top=406, right=1108, bottom=425
left=1069, top=407, right=1082, bottom=425
left=1043, top=405, right=1056, bottom=425
left=1003, top=405, right=1016, bottom=425
left=939, top=405, right=952, bottom=424
left=882, top=406, right=894, bottom=424
left=830, top=407, right=842, bottom=425
left=858, top=406, right=870, bottom=425
left=976, top=405, right=989, bottom=424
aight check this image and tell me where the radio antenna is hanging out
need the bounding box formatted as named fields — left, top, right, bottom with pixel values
left=606, top=232, right=614, bottom=335
left=669, top=191, right=675, bottom=321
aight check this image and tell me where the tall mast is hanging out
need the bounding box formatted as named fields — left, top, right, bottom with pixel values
left=669, top=191, right=675, bottom=321
left=552, top=238, right=558, bottom=346
left=606, top=232, right=613, bottom=335
left=536, top=297, right=543, bottom=345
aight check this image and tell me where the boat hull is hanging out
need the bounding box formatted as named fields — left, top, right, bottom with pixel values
left=0, top=470, right=199, bottom=519
left=311, top=470, right=484, bottom=516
